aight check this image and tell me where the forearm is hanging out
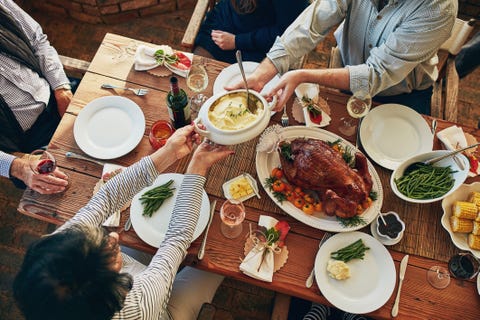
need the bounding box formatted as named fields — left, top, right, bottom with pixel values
left=295, top=68, right=350, bottom=91
left=5, top=155, right=25, bottom=180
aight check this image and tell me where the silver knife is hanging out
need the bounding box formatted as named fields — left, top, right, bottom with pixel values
left=392, top=254, right=409, bottom=317
left=198, top=200, right=217, bottom=260
left=65, top=151, right=105, bottom=166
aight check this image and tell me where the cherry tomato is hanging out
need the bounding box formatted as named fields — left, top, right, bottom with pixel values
left=272, top=180, right=286, bottom=192
left=362, top=197, right=373, bottom=209
left=285, top=191, right=296, bottom=202
left=271, top=167, right=284, bottom=179
left=314, top=202, right=323, bottom=212
left=293, top=198, right=305, bottom=208
left=303, top=194, right=314, bottom=204
left=284, top=183, right=293, bottom=192
left=302, top=203, right=314, bottom=215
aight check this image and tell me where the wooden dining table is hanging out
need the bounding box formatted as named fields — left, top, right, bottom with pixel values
left=17, top=33, right=480, bottom=319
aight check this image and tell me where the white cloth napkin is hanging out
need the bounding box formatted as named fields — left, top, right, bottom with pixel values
left=239, top=215, right=279, bottom=282
left=100, top=163, right=126, bottom=227
left=293, top=83, right=331, bottom=127
left=133, top=45, right=192, bottom=78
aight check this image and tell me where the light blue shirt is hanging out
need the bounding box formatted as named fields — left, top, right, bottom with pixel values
left=267, top=0, right=457, bottom=97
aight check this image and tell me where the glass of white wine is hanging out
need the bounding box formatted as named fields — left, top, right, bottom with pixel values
left=338, top=90, right=372, bottom=139
left=186, top=61, right=209, bottom=119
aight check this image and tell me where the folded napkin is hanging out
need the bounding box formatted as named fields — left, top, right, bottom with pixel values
left=92, top=163, right=126, bottom=227
left=437, top=125, right=479, bottom=176
left=239, top=216, right=290, bottom=282
left=134, top=44, right=192, bottom=78
left=293, top=83, right=331, bottom=127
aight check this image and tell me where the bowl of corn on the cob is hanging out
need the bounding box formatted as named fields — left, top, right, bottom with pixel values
left=441, top=182, right=480, bottom=259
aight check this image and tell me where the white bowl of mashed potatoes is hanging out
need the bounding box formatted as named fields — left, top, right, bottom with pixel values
left=194, top=89, right=274, bottom=145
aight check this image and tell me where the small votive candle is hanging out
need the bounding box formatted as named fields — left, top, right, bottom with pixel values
left=149, top=120, right=175, bottom=150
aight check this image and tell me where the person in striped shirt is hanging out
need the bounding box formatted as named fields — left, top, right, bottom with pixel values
left=0, top=0, right=71, bottom=193
left=13, top=124, right=234, bottom=320
left=227, top=0, right=457, bottom=115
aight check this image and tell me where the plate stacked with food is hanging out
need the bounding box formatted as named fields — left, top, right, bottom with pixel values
left=256, top=126, right=383, bottom=232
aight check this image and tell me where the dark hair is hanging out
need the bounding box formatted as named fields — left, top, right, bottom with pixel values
left=231, top=0, right=257, bottom=14
left=13, top=225, right=133, bottom=320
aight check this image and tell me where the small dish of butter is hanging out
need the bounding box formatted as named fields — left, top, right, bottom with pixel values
left=223, top=173, right=260, bottom=202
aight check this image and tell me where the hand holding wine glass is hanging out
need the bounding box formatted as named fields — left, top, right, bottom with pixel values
left=26, top=149, right=69, bottom=194
left=186, top=61, right=209, bottom=119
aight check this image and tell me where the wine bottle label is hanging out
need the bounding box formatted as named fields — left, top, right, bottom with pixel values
left=167, top=99, right=191, bottom=129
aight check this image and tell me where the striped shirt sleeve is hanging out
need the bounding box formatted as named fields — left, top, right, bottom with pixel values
left=0, top=151, right=16, bottom=178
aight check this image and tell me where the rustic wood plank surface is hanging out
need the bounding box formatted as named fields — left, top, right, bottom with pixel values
left=17, top=33, right=480, bottom=320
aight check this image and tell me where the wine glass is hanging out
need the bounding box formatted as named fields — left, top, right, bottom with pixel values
left=29, top=149, right=57, bottom=175
left=448, top=252, right=480, bottom=280
left=219, top=199, right=246, bottom=239
left=338, top=90, right=372, bottom=138
left=186, top=62, right=209, bottom=119
left=426, top=265, right=451, bottom=289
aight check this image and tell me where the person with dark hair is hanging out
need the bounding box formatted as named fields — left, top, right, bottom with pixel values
left=13, top=124, right=234, bottom=320
left=227, top=0, right=457, bottom=115
left=0, top=0, right=72, bottom=193
left=193, top=0, right=310, bottom=64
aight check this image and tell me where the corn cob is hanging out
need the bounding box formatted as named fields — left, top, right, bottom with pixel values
left=476, top=212, right=480, bottom=222
left=468, top=233, right=480, bottom=250
left=468, top=191, right=480, bottom=210
left=472, top=221, right=480, bottom=236
left=450, top=216, right=474, bottom=233
left=452, top=201, right=478, bottom=220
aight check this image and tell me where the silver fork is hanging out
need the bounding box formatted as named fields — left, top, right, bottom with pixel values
left=305, top=232, right=332, bottom=288
left=281, top=105, right=289, bottom=127
left=101, top=83, right=149, bottom=96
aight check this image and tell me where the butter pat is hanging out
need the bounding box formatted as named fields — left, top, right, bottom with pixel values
left=223, top=173, right=259, bottom=202
left=326, top=259, right=350, bottom=280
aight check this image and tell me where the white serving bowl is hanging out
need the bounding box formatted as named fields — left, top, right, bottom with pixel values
left=441, top=182, right=480, bottom=259
left=390, top=150, right=470, bottom=203
left=193, top=89, right=274, bottom=145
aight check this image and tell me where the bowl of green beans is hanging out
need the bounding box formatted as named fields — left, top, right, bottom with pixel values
left=390, top=150, right=470, bottom=203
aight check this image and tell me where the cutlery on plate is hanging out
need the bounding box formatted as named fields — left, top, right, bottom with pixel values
left=101, top=83, right=149, bottom=96
left=198, top=200, right=217, bottom=260
left=124, top=216, right=132, bottom=231
left=65, top=151, right=105, bottom=166
left=392, top=254, right=409, bottom=317
left=305, top=232, right=332, bottom=288
left=235, top=50, right=257, bottom=113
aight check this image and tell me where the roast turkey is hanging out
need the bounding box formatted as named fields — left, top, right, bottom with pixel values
left=278, top=138, right=373, bottom=218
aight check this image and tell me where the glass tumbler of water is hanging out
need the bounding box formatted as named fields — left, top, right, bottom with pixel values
left=346, top=90, right=372, bottom=119
left=220, top=199, right=246, bottom=239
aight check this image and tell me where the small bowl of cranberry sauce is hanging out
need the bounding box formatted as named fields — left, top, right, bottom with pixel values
left=376, top=211, right=405, bottom=241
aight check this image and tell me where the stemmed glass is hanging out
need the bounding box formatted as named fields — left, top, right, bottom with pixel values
left=219, top=199, right=246, bottom=239
left=338, top=90, right=372, bottom=138
left=29, top=149, right=57, bottom=175
left=186, top=60, right=209, bottom=119
left=427, top=252, right=480, bottom=289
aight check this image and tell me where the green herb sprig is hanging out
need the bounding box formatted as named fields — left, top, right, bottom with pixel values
left=140, top=179, right=175, bottom=217
left=336, top=215, right=367, bottom=228
left=330, top=239, right=370, bottom=262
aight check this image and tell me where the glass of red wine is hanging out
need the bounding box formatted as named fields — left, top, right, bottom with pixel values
left=29, top=149, right=57, bottom=175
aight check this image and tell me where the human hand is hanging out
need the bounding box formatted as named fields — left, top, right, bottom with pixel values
left=265, top=70, right=303, bottom=112
left=160, top=124, right=202, bottom=161
left=211, top=30, right=236, bottom=50
left=224, top=58, right=278, bottom=93
left=10, top=157, right=68, bottom=194
left=54, top=89, right=73, bottom=117
left=186, top=141, right=234, bottom=176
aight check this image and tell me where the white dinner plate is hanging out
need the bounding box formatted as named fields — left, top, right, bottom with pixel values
left=359, top=104, right=433, bottom=170
left=441, top=182, right=480, bottom=259
left=314, top=232, right=396, bottom=314
left=213, top=61, right=280, bottom=113
left=130, top=173, right=210, bottom=248
left=255, top=126, right=383, bottom=232
left=74, top=96, right=145, bottom=159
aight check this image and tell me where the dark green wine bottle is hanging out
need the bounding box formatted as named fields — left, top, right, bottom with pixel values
left=167, top=76, right=191, bottom=129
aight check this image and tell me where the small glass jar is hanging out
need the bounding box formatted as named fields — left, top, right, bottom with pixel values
left=149, top=120, right=175, bottom=150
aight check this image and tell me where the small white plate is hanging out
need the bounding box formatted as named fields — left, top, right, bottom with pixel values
left=222, top=173, right=259, bottom=202
left=74, top=96, right=145, bottom=159
left=370, top=218, right=403, bottom=246
left=359, top=104, right=433, bottom=170
left=391, top=150, right=470, bottom=204
left=130, top=173, right=210, bottom=248
left=441, top=182, right=480, bottom=259
left=314, top=232, right=396, bottom=313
